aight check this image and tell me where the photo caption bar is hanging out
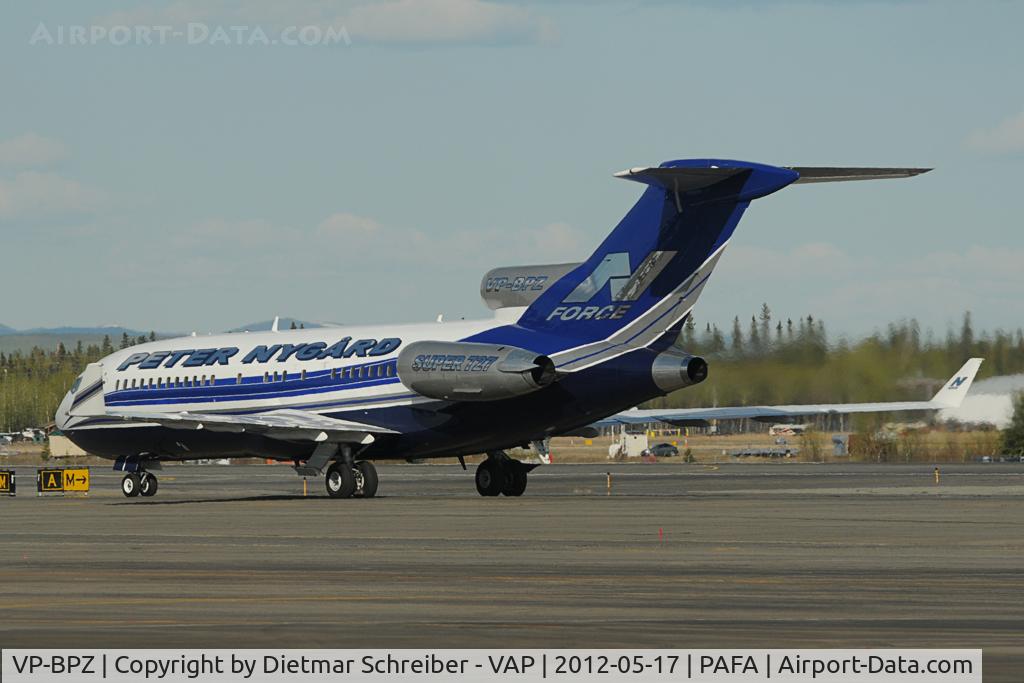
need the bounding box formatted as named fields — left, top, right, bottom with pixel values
left=1, top=649, right=981, bottom=682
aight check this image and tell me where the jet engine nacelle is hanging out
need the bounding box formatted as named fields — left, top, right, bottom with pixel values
left=651, top=350, right=708, bottom=394
left=397, top=341, right=557, bottom=401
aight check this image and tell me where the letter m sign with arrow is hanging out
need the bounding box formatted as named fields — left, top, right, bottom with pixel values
left=63, top=468, right=90, bottom=492
left=36, top=468, right=90, bottom=494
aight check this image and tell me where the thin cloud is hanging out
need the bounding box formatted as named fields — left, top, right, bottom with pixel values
left=94, top=0, right=555, bottom=45
left=0, top=133, right=67, bottom=168
left=964, top=109, right=1024, bottom=155
left=347, top=0, right=555, bottom=45
left=0, top=171, right=103, bottom=219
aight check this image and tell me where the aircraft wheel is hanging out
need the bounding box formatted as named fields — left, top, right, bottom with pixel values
left=502, top=467, right=527, bottom=497
left=354, top=461, right=378, bottom=498
left=325, top=462, right=356, bottom=499
left=475, top=460, right=504, bottom=497
left=121, top=473, right=141, bottom=498
left=140, top=473, right=159, bottom=497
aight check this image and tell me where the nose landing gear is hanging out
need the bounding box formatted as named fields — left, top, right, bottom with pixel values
left=115, top=456, right=161, bottom=498
left=121, top=471, right=158, bottom=498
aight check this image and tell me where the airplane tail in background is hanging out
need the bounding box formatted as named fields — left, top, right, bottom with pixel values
left=514, top=160, right=929, bottom=365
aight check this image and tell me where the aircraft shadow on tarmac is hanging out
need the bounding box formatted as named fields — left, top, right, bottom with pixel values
left=107, top=494, right=358, bottom=505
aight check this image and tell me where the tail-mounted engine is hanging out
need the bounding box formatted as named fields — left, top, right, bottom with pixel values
left=651, top=349, right=708, bottom=394
left=397, top=341, right=557, bottom=401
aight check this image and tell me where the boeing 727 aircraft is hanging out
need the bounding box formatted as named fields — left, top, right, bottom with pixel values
left=55, top=159, right=981, bottom=499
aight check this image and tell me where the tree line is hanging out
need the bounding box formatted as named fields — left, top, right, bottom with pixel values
left=656, top=306, right=1020, bottom=414
left=0, top=332, right=153, bottom=431
left=0, top=310, right=1021, bottom=433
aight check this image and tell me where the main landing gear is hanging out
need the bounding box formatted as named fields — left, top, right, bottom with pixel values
left=325, top=461, right=378, bottom=499
left=475, top=452, right=536, bottom=497
left=121, top=470, right=158, bottom=498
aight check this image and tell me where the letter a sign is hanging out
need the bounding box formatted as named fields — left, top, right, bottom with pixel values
left=37, top=468, right=64, bottom=493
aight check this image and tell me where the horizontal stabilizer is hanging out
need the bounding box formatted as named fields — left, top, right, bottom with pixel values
left=787, top=167, right=931, bottom=184
left=613, top=166, right=747, bottom=192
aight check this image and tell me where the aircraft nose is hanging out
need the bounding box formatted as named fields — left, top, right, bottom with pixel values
left=55, top=390, right=73, bottom=430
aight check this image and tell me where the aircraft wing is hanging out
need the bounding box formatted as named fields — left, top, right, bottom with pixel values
left=103, top=408, right=398, bottom=444
left=596, top=358, right=983, bottom=427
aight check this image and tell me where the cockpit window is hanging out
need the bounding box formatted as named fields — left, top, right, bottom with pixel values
left=70, top=376, right=83, bottom=394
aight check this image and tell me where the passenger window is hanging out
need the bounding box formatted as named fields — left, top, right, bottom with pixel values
left=236, top=373, right=242, bottom=385
left=148, top=378, right=154, bottom=389
left=115, top=380, right=121, bottom=391
left=330, top=368, right=336, bottom=380
left=273, top=371, right=280, bottom=382
left=263, top=372, right=269, bottom=383
left=131, top=378, right=137, bottom=389
left=301, top=370, right=306, bottom=381
left=282, top=371, right=288, bottom=382
left=386, top=364, right=393, bottom=377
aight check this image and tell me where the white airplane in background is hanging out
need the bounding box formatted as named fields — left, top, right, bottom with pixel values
left=55, top=159, right=981, bottom=499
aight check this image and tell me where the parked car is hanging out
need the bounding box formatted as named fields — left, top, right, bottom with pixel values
left=643, top=442, right=679, bottom=457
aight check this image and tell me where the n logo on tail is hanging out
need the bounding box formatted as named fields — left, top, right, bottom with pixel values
left=563, top=250, right=677, bottom=304
left=547, top=250, right=677, bottom=323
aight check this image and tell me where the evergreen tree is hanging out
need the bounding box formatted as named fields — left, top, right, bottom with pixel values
left=682, top=317, right=696, bottom=349
left=119, top=332, right=131, bottom=350
left=960, top=311, right=974, bottom=359
left=731, top=316, right=743, bottom=354
left=711, top=325, right=725, bottom=353
left=759, top=303, right=771, bottom=345
left=289, top=321, right=297, bottom=330
left=148, top=331, right=156, bottom=342
left=101, top=335, right=113, bottom=355
left=748, top=315, right=761, bottom=352
left=1002, top=393, right=1024, bottom=456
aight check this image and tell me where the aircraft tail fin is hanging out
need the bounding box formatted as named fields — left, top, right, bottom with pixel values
left=930, top=358, right=984, bottom=408
left=516, top=160, right=795, bottom=348
left=514, top=160, right=929, bottom=356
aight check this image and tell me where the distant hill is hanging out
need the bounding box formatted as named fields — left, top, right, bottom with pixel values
left=0, top=318, right=327, bottom=354
left=0, top=325, right=161, bottom=354
left=15, top=326, right=154, bottom=337
left=0, top=325, right=151, bottom=337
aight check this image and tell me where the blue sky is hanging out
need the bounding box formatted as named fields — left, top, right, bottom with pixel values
left=1, top=0, right=1022, bottom=338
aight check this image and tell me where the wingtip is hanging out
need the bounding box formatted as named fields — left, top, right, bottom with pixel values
left=930, top=358, right=984, bottom=408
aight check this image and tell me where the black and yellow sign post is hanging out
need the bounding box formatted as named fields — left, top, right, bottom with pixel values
left=0, top=469, right=14, bottom=496
left=63, top=468, right=90, bottom=493
left=36, top=467, right=89, bottom=496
